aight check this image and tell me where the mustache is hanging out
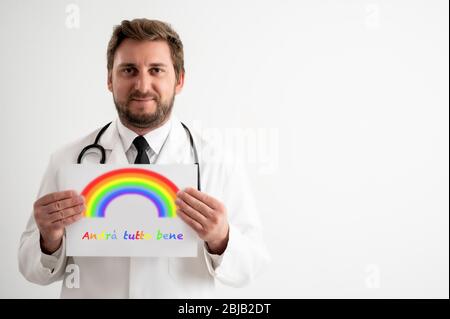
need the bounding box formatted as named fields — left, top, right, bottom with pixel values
left=128, top=91, right=159, bottom=101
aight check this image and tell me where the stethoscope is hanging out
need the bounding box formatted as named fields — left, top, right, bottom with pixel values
left=76, top=121, right=201, bottom=191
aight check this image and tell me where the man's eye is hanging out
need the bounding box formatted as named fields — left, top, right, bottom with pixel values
left=151, top=68, right=163, bottom=74
left=122, top=68, right=135, bottom=75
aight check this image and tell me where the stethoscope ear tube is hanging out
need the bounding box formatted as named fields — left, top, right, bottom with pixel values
left=196, top=163, right=201, bottom=191
left=77, top=144, right=107, bottom=164
left=76, top=122, right=112, bottom=164
left=181, top=122, right=201, bottom=191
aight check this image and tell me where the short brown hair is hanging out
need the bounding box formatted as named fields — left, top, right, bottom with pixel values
left=107, top=18, right=185, bottom=82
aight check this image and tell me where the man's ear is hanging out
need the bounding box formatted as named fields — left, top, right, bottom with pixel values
left=107, top=71, right=113, bottom=92
left=175, top=71, right=185, bottom=94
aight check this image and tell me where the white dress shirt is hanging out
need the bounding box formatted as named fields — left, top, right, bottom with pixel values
left=116, top=117, right=172, bottom=164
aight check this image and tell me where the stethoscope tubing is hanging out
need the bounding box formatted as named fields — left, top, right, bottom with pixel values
left=76, top=121, right=201, bottom=190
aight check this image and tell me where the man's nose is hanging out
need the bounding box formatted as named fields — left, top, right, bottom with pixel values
left=134, top=71, right=152, bottom=93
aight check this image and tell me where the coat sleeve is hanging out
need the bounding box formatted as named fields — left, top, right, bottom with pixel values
left=18, top=154, right=68, bottom=285
left=202, top=160, right=271, bottom=287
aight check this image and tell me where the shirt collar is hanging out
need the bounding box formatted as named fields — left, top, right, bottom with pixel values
left=116, top=116, right=172, bottom=155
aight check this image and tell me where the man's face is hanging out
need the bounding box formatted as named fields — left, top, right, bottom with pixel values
left=108, top=39, right=184, bottom=129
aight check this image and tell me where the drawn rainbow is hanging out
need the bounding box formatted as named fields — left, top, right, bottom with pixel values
left=81, top=168, right=179, bottom=219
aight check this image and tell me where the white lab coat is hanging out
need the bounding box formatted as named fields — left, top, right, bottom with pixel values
left=18, top=116, right=270, bottom=298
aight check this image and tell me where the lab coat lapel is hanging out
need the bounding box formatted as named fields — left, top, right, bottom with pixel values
left=98, top=119, right=129, bottom=165
left=155, top=117, right=192, bottom=165
left=108, top=141, right=128, bottom=164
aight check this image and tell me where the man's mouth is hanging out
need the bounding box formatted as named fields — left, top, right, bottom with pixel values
left=129, top=97, right=157, bottom=107
left=131, top=98, right=155, bottom=101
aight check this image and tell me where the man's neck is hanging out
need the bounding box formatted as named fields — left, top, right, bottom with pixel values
left=119, top=116, right=170, bottom=136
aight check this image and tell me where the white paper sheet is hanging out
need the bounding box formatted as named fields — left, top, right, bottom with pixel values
left=57, top=164, right=199, bottom=257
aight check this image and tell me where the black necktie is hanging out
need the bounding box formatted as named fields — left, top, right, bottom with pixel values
left=132, top=136, right=150, bottom=164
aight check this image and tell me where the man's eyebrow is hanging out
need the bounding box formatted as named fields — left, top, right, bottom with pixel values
left=148, top=63, right=168, bottom=68
left=117, top=63, right=136, bottom=68
left=117, top=62, right=168, bottom=68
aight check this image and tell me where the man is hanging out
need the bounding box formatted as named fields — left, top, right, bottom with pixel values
left=18, top=19, right=269, bottom=298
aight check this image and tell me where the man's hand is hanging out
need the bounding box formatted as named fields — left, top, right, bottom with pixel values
left=33, top=190, right=85, bottom=254
left=175, top=187, right=229, bottom=255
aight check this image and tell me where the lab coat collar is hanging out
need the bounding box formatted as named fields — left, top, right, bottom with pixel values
left=99, top=115, right=190, bottom=165
left=155, top=115, right=192, bottom=164
left=116, top=117, right=173, bottom=156
left=98, top=119, right=119, bottom=151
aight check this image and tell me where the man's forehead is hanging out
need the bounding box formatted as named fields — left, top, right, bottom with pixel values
left=114, top=39, right=172, bottom=66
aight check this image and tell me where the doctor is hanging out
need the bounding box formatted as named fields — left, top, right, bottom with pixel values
left=18, top=18, right=269, bottom=298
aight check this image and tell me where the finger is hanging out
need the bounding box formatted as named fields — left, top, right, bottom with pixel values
left=182, top=187, right=222, bottom=210
left=35, top=190, right=78, bottom=207
left=43, top=195, right=84, bottom=215
left=176, top=191, right=212, bottom=218
left=51, top=205, right=85, bottom=224
left=175, top=198, right=208, bottom=227
left=176, top=208, right=204, bottom=234
left=62, top=213, right=83, bottom=226
left=52, top=212, right=83, bottom=228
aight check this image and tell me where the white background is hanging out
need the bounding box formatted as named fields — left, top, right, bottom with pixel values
left=0, top=0, right=448, bottom=298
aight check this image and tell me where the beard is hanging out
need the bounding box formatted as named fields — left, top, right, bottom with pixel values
left=114, top=89, right=175, bottom=129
